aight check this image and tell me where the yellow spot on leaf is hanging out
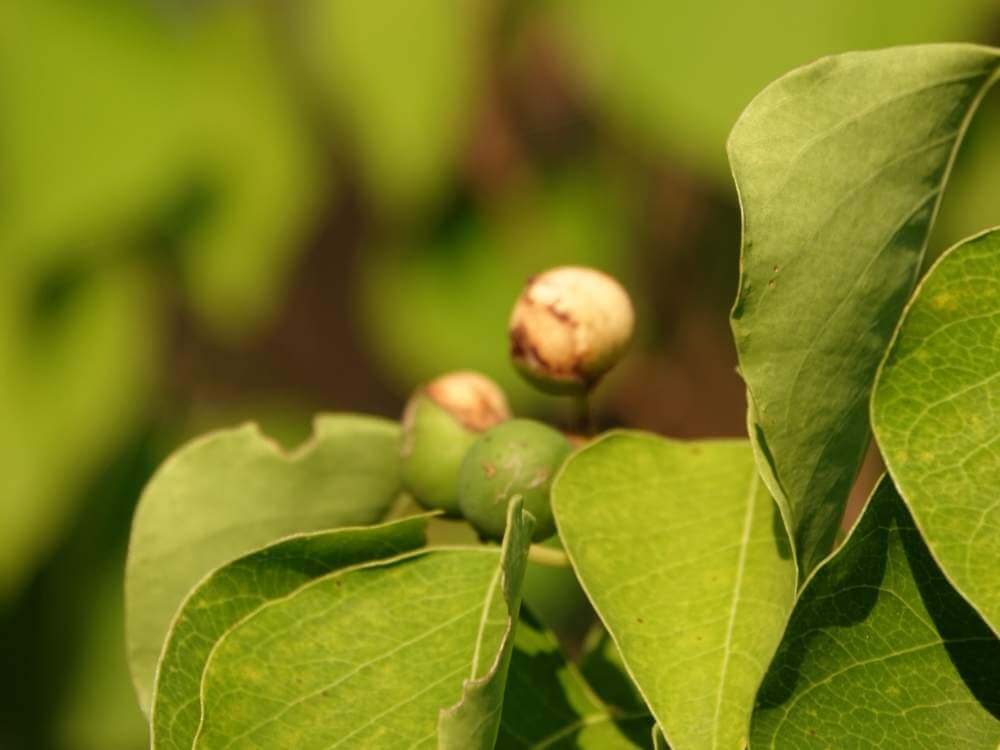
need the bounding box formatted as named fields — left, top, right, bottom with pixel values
left=930, top=291, right=958, bottom=310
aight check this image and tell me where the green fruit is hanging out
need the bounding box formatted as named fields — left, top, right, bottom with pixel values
left=457, top=419, right=572, bottom=542
left=400, top=372, right=509, bottom=514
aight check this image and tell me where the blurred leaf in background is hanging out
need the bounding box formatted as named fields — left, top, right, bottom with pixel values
left=0, top=260, right=155, bottom=599
left=3, top=0, right=323, bottom=335
left=297, top=0, right=486, bottom=216
left=545, top=0, right=998, bottom=178
left=0, top=429, right=165, bottom=750
left=55, top=562, right=149, bottom=750
left=0, top=0, right=322, bottom=597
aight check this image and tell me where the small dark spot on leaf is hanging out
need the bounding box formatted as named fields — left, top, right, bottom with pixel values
left=483, top=462, right=496, bottom=478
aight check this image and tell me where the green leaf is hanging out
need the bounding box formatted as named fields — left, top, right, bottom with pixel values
left=151, top=516, right=429, bottom=749
left=553, top=433, right=797, bottom=750
left=552, top=0, right=997, bottom=178
left=186, top=501, right=532, bottom=748
left=497, top=611, right=652, bottom=749
left=750, top=476, right=1000, bottom=748
left=126, top=415, right=402, bottom=713
left=872, top=227, right=1000, bottom=634
left=296, top=0, right=481, bottom=214
left=728, top=44, right=1000, bottom=579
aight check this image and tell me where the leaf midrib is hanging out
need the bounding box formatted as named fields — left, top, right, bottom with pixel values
left=710, top=467, right=759, bottom=750
left=469, top=565, right=503, bottom=679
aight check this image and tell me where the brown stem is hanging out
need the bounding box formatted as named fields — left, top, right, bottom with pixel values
left=573, top=392, right=595, bottom=437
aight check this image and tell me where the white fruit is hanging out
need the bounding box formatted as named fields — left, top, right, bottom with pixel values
left=509, top=266, right=634, bottom=394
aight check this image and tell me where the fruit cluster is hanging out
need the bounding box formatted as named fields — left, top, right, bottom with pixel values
left=399, top=266, right=634, bottom=542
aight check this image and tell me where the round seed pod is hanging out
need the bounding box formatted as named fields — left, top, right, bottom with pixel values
left=509, top=266, right=635, bottom=395
left=400, top=371, right=510, bottom=515
left=457, top=419, right=572, bottom=542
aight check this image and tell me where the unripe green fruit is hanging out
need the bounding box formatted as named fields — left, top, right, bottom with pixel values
left=509, top=266, right=635, bottom=395
left=400, top=372, right=509, bottom=515
left=457, top=419, right=572, bottom=542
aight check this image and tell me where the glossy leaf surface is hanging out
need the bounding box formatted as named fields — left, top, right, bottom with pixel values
left=729, top=44, right=1000, bottom=577
left=554, top=433, right=796, bottom=750
left=182, top=502, right=531, bottom=748
left=872, top=227, right=1000, bottom=634
left=151, top=517, right=430, bottom=749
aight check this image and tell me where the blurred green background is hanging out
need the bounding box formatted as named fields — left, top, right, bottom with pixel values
left=2, top=1, right=998, bottom=747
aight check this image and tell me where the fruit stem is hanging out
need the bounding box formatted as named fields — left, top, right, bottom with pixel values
left=573, top=393, right=595, bottom=437
left=527, top=544, right=571, bottom=568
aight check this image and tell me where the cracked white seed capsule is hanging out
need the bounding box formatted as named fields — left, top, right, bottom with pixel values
left=509, top=266, right=635, bottom=394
